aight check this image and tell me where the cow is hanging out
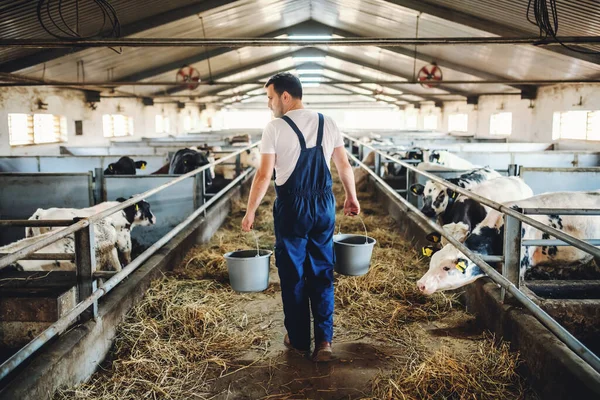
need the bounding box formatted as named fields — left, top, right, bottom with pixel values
left=104, top=156, right=147, bottom=175
left=152, top=148, right=215, bottom=186
left=409, top=167, right=502, bottom=219
left=214, top=147, right=261, bottom=180
left=4, top=218, right=121, bottom=272
left=427, top=150, right=477, bottom=170
left=27, top=197, right=155, bottom=266
left=227, top=133, right=252, bottom=146
left=417, top=190, right=600, bottom=294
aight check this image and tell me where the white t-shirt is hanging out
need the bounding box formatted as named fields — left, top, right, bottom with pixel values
left=260, top=109, right=344, bottom=186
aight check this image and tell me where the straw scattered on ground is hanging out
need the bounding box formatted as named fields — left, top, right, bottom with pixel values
left=55, top=167, right=535, bottom=399
left=369, top=333, right=530, bottom=400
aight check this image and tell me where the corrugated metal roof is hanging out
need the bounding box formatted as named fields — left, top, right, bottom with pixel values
left=0, top=0, right=204, bottom=67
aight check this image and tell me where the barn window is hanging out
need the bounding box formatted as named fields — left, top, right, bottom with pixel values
left=155, top=115, right=170, bottom=134
left=8, top=113, right=67, bottom=146
left=424, top=115, right=438, bottom=130
left=103, top=114, right=134, bottom=138
left=490, top=112, right=512, bottom=136
left=552, top=110, right=600, bottom=141
left=448, top=113, right=468, bottom=133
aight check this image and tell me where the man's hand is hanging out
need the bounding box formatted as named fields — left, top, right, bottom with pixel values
left=241, top=212, right=255, bottom=232
left=344, top=197, right=360, bottom=216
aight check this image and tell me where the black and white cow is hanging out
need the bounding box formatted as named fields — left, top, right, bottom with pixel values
left=410, top=167, right=502, bottom=219
left=104, top=156, right=147, bottom=175
left=414, top=176, right=533, bottom=237
left=27, top=197, right=155, bottom=266
left=427, top=150, right=477, bottom=170
left=417, top=190, right=600, bottom=294
left=213, top=147, right=260, bottom=180
left=5, top=218, right=122, bottom=272
left=153, top=148, right=214, bottom=186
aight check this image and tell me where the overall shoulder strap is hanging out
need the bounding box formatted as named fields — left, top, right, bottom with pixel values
left=280, top=115, right=307, bottom=151
left=316, top=113, right=324, bottom=147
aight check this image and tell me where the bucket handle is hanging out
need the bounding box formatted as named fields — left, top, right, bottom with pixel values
left=337, top=214, right=369, bottom=244
left=242, top=229, right=260, bottom=256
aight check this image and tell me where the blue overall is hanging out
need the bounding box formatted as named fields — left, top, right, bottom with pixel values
left=274, top=113, right=336, bottom=351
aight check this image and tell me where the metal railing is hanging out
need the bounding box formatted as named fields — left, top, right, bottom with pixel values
left=345, top=134, right=600, bottom=377
left=0, top=143, right=259, bottom=381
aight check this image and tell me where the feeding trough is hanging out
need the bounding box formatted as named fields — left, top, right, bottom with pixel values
left=333, top=216, right=376, bottom=276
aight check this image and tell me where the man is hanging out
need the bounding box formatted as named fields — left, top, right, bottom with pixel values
left=241, top=72, right=360, bottom=362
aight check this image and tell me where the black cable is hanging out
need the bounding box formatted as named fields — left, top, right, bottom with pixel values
left=526, top=0, right=600, bottom=55
left=36, top=0, right=121, bottom=40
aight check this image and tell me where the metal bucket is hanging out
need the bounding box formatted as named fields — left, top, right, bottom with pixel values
left=224, top=249, right=272, bottom=292
left=333, top=217, right=376, bottom=276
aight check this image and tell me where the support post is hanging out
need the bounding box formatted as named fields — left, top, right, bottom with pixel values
left=94, top=168, right=104, bottom=205
left=508, top=164, right=518, bottom=176
left=74, top=221, right=98, bottom=321
left=502, top=209, right=523, bottom=302
left=235, top=154, right=242, bottom=177
left=375, top=153, right=382, bottom=177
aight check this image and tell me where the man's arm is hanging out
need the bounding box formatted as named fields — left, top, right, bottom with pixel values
left=241, top=153, right=275, bottom=231
left=331, top=146, right=360, bottom=216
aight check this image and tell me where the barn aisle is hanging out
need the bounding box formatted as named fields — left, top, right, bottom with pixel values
left=55, top=171, right=537, bottom=400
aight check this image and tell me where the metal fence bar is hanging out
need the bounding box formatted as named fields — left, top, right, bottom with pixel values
left=0, top=253, right=75, bottom=260
left=0, top=220, right=74, bottom=227
left=0, top=143, right=260, bottom=271
left=342, top=135, right=600, bottom=260
left=481, top=255, right=504, bottom=263
left=345, top=150, right=600, bottom=375
left=523, top=239, right=600, bottom=246
left=522, top=208, right=600, bottom=215
left=0, top=167, right=254, bottom=381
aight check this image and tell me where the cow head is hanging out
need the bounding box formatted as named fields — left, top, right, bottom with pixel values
left=406, top=147, right=426, bottom=161
left=172, top=149, right=213, bottom=186
left=410, top=180, right=458, bottom=218
left=104, top=156, right=147, bottom=175
left=117, top=197, right=156, bottom=227
left=417, top=244, right=484, bottom=295
left=241, top=148, right=261, bottom=169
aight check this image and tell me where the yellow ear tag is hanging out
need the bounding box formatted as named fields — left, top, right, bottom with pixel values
left=135, top=204, right=139, bottom=212
left=432, top=235, right=440, bottom=243
left=452, top=192, right=457, bottom=199
left=141, top=163, right=146, bottom=170
left=109, top=165, right=113, bottom=170
left=412, top=186, right=418, bottom=194
left=421, top=247, right=433, bottom=257
left=455, top=261, right=467, bottom=273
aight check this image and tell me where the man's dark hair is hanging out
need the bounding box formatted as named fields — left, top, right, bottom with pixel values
left=265, top=72, right=303, bottom=99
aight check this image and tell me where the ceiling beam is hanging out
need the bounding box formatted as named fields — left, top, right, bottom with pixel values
left=382, top=0, right=600, bottom=66
left=319, top=48, right=472, bottom=99
left=320, top=22, right=531, bottom=95
left=160, top=49, right=297, bottom=96
left=117, top=21, right=313, bottom=83
left=0, top=0, right=239, bottom=73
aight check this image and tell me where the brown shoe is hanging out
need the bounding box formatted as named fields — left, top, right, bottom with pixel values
left=311, top=341, right=333, bottom=362
left=284, top=334, right=309, bottom=353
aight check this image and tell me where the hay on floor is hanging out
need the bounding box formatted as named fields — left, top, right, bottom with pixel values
left=369, top=333, right=531, bottom=400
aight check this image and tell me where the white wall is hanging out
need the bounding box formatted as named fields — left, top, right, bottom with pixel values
left=438, top=84, right=600, bottom=148
left=0, top=88, right=204, bottom=155
left=533, top=84, right=600, bottom=149
left=441, top=101, right=478, bottom=136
